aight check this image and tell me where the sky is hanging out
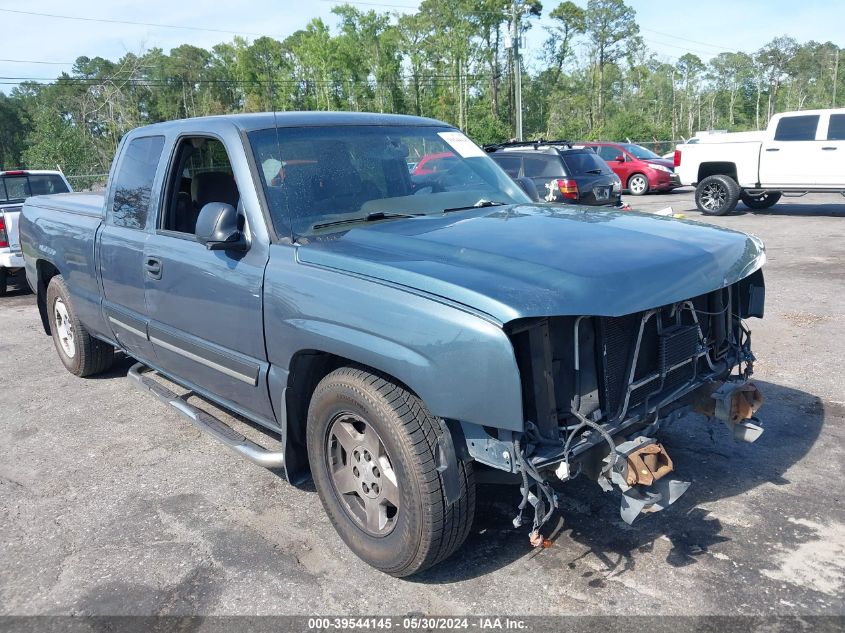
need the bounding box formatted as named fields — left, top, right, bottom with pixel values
left=2, top=0, right=844, bottom=94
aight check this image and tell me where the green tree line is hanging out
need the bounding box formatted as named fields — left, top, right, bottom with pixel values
left=0, top=0, right=842, bottom=178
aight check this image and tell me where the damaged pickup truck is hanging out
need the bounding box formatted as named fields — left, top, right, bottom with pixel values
left=20, top=112, right=766, bottom=577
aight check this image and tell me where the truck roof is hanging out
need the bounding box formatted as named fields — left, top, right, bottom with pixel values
left=131, top=111, right=452, bottom=135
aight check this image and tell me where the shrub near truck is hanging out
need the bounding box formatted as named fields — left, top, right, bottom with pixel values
left=22, top=112, right=767, bottom=576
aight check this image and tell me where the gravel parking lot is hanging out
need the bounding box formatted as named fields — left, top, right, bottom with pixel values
left=1, top=189, right=844, bottom=617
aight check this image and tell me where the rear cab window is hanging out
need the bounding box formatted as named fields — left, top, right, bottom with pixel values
left=110, top=135, right=165, bottom=229
left=774, top=115, right=820, bottom=141
left=1, top=173, right=69, bottom=203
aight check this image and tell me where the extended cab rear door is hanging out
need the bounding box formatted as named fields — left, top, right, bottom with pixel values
left=142, top=128, right=275, bottom=424
left=816, top=112, right=845, bottom=187
left=759, top=113, right=821, bottom=187
left=99, top=135, right=166, bottom=362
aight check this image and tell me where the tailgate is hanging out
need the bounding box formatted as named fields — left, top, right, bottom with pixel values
left=1, top=206, right=22, bottom=253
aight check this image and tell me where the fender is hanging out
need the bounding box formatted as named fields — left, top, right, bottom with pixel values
left=263, top=246, right=525, bottom=433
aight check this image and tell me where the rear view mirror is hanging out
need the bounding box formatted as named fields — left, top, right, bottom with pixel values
left=515, top=176, right=540, bottom=202
left=195, top=202, right=248, bottom=252
left=614, top=155, right=624, bottom=162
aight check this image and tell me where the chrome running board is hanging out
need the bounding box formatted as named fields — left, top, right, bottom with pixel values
left=128, top=362, right=285, bottom=469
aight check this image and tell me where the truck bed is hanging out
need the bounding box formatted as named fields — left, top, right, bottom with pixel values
left=25, top=191, right=106, bottom=217
left=20, top=191, right=109, bottom=341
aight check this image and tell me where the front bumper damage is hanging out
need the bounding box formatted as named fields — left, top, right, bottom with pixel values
left=510, top=378, right=764, bottom=543
left=501, top=276, right=766, bottom=543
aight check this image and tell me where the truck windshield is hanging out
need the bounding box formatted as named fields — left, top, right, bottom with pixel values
left=248, top=125, right=529, bottom=238
left=1, top=173, right=69, bottom=204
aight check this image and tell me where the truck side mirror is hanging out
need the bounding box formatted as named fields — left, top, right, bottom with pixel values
left=195, top=202, right=248, bottom=252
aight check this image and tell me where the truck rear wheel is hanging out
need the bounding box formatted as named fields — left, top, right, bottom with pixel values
left=306, top=366, right=475, bottom=577
left=0, top=268, right=7, bottom=297
left=741, top=191, right=781, bottom=210
left=695, top=174, right=740, bottom=215
left=46, top=275, right=114, bottom=377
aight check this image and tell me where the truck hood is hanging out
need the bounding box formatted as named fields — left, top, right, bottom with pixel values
left=296, top=204, right=765, bottom=322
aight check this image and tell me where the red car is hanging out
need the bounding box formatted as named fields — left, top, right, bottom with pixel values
left=583, top=142, right=680, bottom=195
left=411, top=152, right=458, bottom=176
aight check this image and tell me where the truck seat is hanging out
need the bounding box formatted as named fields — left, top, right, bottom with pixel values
left=191, top=171, right=240, bottom=210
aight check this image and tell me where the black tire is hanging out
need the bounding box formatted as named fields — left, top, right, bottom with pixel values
left=307, top=366, right=475, bottom=577
left=695, top=174, right=740, bottom=215
left=741, top=191, right=782, bottom=210
left=46, top=275, right=114, bottom=377
left=627, top=173, right=650, bottom=196
left=0, top=268, right=7, bottom=297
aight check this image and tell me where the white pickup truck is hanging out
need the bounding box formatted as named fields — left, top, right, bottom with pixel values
left=1, top=170, right=71, bottom=295
left=674, top=108, right=845, bottom=215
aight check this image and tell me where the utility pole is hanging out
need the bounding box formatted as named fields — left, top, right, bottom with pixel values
left=511, top=1, right=523, bottom=141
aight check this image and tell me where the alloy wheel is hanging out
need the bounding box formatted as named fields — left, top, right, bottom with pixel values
left=700, top=181, right=727, bottom=211
left=326, top=412, right=400, bottom=536
left=53, top=298, right=76, bottom=359
left=629, top=175, right=647, bottom=194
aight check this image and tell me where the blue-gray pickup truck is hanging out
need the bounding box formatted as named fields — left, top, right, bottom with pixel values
left=20, top=112, right=767, bottom=576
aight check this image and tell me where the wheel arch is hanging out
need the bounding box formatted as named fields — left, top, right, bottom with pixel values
left=281, top=349, right=456, bottom=487
left=697, top=162, right=738, bottom=184
left=277, top=315, right=523, bottom=484
left=35, top=259, right=61, bottom=335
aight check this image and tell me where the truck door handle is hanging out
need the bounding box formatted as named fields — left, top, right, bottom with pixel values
left=765, top=148, right=780, bottom=152
left=822, top=146, right=837, bottom=150
left=144, top=257, right=162, bottom=279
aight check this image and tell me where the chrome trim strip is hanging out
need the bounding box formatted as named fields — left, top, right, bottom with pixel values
left=149, top=335, right=257, bottom=386
left=108, top=316, right=147, bottom=340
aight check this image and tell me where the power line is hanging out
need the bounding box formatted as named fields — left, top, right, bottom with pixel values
left=0, top=8, right=272, bottom=38
left=639, top=27, right=735, bottom=53
left=0, top=58, right=76, bottom=65
left=317, top=0, right=419, bottom=8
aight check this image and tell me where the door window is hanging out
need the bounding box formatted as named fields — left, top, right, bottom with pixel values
left=490, top=155, right=522, bottom=178
left=773, top=115, right=819, bottom=141
left=111, top=136, right=165, bottom=229
left=160, top=137, right=240, bottom=236
left=827, top=114, right=845, bottom=141
left=597, top=146, right=622, bottom=162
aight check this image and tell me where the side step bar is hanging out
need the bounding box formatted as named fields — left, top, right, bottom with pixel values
left=128, top=362, right=285, bottom=469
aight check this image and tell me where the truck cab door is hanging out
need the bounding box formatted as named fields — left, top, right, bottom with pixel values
left=99, top=135, right=166, bottom=362
left=759, top=114, right=821, bottom=187
left=143, top=133, right=276, bottom=425
left=816, top=113, right=845, bottom=187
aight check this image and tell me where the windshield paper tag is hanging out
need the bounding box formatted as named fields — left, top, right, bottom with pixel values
left=438, top=131, right=486, bottom=158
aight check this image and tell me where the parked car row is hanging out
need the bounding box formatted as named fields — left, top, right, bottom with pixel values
left=408, top=138, right=682, bottom=213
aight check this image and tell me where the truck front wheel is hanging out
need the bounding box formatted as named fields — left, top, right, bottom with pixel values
left=306, top=366, right=475, bottom=577
left=741, top=191, right=782, bottom=210
left=695, top=174, right=740, bottom=215
left=46, top=275, right=114, bottom=377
